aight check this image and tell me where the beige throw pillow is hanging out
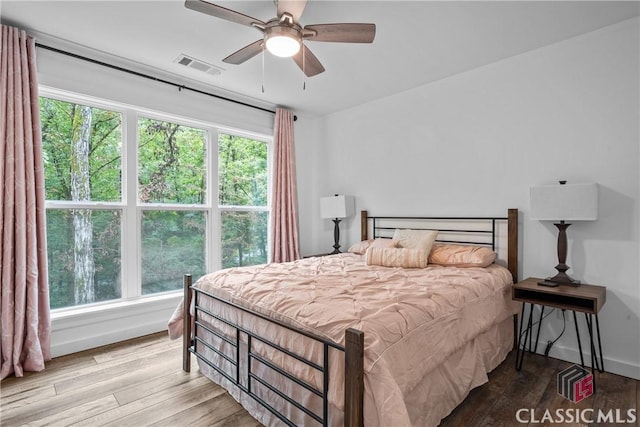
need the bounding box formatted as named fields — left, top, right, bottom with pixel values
left=365, top=247, right=429, bottom=268
left=392, top=229, right=439, bottom=254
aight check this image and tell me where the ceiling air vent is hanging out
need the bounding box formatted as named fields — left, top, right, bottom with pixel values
left=174, top=54, right=224, bottom=76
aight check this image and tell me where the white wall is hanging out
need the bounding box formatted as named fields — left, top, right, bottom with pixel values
left=296, top=18, right=640, bottom=379
left=294, top=115, right=326, bottom=256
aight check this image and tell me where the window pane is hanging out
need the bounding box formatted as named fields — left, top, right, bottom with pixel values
left=40, top=97, right=122, bottom=202
left=141, top=211, right=206, bottom=294
left=138, top=118, right=206, bottom=204
left=218, top=134, right=267, bottom=206
left=46, top=209, right=122, bottom=309
left=221, top=211, right=268, bottom=268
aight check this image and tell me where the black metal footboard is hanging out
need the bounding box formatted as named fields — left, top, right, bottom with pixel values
left=182, top=274, right=365, bottom=427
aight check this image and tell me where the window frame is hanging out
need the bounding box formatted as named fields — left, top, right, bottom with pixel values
left=216, top=130, right=272, bottom=270
left=40, top=87, right=272, bottom=313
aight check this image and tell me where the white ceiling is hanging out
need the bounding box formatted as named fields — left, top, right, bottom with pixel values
left=2, top=1, right=638, bottom=117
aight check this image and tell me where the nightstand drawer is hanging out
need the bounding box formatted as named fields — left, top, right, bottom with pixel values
left=512, top=277, right=606, bottom=314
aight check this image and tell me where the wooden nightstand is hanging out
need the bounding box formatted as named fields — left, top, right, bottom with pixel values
left=512, top=277, right=606, bottom=379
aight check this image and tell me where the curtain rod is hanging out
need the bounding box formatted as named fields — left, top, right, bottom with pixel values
left=35, top=43, right=297, bottom=121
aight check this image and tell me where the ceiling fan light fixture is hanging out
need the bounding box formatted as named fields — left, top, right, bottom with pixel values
left=185, top=0, right=376, bottom=76
left=265, top=26, right=301, bottom=58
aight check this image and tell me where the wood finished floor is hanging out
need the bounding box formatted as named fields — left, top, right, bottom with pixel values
left=1, top=332, right=637, bottom=426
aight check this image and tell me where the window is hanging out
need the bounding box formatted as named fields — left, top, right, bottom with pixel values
left=41, top=97, right=123, bottom=309
left=138, top=117, right=208, bottom=295
left=41, top=91, right=271, bottom=310
left=218, top=134, right=269, bottom=268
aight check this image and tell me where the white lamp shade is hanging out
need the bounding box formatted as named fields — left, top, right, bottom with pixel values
left=530, top=182, right=598, bottom=221
left=320, top=195, right=355, bottom=219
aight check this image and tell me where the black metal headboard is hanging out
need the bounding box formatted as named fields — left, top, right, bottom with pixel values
left=360, top=209, right=519, bottom=282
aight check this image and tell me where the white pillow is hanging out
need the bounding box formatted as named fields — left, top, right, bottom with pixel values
left=392, top=229, right=439, bottom=254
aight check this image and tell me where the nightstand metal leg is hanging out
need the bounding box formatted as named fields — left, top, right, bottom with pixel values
left=585, top=314, right=599, bottom=372
left=572, top=311, right=585, bottom=367
left=516, top=302, right=534, bottom=371
left=528, top=306, right=533, bottom=353
left=516, top=303, right=525, bottom=370
left=595, top=314, right=604, bottom=373
left=585, top=313, right=605, bottom=373
left=585, top=313, right=598, bottom=392
left=533, top=305, right=545, bottom=354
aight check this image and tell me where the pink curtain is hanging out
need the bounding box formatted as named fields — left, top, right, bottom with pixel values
left=0, top=25, right=51, bottom=379
left=269, top=108, right=300, bottom=262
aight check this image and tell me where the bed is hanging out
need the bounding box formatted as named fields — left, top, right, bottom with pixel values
left=168, top=209, right=519, bottom=427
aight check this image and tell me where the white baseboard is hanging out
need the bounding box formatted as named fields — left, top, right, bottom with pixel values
left=50, top=293, right=182, bottom=358
left=528, top=342, right=640, bottom=380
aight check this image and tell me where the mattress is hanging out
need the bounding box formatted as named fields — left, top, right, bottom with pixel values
left=169, top=253, right=518, bottom=426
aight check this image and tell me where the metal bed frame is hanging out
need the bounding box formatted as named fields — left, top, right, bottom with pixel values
left=182, top=209, right=519, bottom=427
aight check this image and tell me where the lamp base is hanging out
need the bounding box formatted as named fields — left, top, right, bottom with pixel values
left=329, top=218, right=342, bottom=254
left=538, top=221, right=582, bottom=287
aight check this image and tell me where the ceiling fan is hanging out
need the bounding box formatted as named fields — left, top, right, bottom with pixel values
left=184, top=0, right=376, bottom=77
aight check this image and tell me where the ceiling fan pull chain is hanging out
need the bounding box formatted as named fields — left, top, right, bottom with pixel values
left=302, top=42, right=306, bottom=91
left=261, top=44, right=266, bottom=93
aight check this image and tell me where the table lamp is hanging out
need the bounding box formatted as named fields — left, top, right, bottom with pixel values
left=320, top=195, right=355, bottom=254
left=530, top=181, right=598, bottom=287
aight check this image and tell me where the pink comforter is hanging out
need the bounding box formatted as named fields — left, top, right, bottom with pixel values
left=168, top=253, right=518, bottom=426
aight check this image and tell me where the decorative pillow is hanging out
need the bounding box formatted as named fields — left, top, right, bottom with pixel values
left=392, top=229, right=439, bottom=254
left=348, top=240, right=371, bottom=254
left=365, top=247, right=428, bottom=268
left=428, top=243, right=497, bottom=268
left=348, top=238, right=398, bottom=255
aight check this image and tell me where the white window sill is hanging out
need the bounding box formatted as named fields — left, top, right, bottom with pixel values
left=51, top=291, right=182, bottom=320
left=50, top=292, right=183, bottom=357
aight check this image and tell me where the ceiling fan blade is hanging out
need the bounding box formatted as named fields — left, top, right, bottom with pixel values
left=185, top=0, right=265, bottom=28
left=292, top=45, right=325, bottom=77
left=223, top=40, right=264, bottom=65
left=304, top=23, right=376, bottom=43
left=277, top=0, right=307, bottom=22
